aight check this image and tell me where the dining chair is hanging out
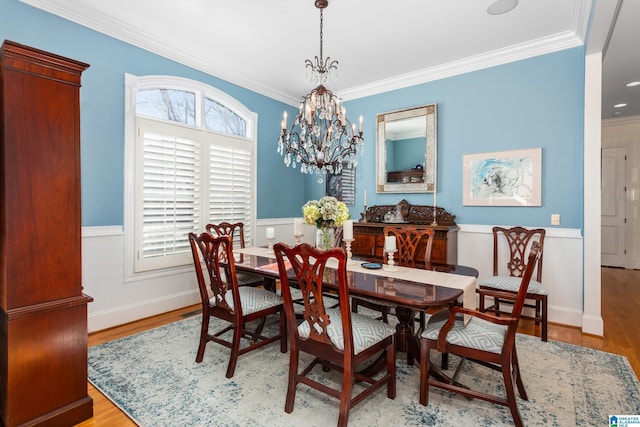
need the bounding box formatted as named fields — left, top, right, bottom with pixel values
left=476, top=226, right=547, bottom=341
left=206, top=222, right=266, bottom=288
left=351, top=226, right=435, bottom=323
left=188, top=232, right=287, bottom=378
left=419, top=241, right=542, bottom=427
left=273, top=242, right=396, bottom=427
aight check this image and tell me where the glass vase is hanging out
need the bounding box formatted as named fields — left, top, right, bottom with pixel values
left=315, top=227, right=336, bottom=251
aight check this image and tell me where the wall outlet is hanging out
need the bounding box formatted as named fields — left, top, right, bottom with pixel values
left=551, top=214, right=560, bottom=226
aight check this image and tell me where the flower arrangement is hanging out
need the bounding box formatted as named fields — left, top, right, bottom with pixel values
left=302, top=196, right=349, bottom=229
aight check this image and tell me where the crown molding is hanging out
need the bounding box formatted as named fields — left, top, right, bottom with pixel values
left=338, top=31, right=583, bottom=101
left=19, top=0, right=299, bottom=105
left=20, top=0, right=587, bottom=106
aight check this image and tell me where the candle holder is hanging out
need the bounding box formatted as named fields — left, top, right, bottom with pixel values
left=343, top=238, right=355, bottom=265
left=266, top=237, right=275, bottom=254
left=294, top=234, right=303, bottom=246
left=384, top=249, right=398, bottom=271
left=431, top=205, right=438, bottom=226
left=361, top=204, right=368, bottom=223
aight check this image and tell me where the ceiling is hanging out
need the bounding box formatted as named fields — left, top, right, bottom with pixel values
left=20, top=0, right=638, bottom=120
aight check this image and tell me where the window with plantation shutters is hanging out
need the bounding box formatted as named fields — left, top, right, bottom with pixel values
left=209, top=143, right=254, bottom=243
left=127, top=75, right=256, bottom=273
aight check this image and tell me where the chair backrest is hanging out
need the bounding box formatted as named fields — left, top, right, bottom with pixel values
left=492, top=226, right=545, bottom=282
left=206, top=222, right=248, bottom=249
left=274, top=243, right=352, bottom=350
left=383, top=226, right=435, bottom=269
left=189, top=232, right=239, bottom=314
left=508, top=241, right=543, bottom=320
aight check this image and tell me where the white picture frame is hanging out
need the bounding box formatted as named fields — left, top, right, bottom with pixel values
left=463, top=148, right=542, bottom=206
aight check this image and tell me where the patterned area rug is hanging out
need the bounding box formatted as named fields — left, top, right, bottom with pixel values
left=88, top=315, right=640, bottom=426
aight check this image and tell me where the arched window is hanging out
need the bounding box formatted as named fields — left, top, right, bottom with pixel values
left=124, top=74, right=257, bottom=273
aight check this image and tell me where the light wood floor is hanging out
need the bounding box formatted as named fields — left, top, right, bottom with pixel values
left=74, top=267, right=640, bottom=427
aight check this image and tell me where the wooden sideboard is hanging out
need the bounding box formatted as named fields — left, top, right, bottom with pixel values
left=352, top=200, right=458, bottom=265
left=0, top=41, right=93, bottom=426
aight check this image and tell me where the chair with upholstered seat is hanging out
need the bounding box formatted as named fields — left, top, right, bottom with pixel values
left=476, top=226, right=547, bottom=341
left=419, top=241, right=542, bottom=427
left=274, top=242, right=396, bottom=427
left=189, top=232, right=286, bottom=378
left=206, top=222, right=267, bottom=288
left=352, top=226, right=435, bottom=323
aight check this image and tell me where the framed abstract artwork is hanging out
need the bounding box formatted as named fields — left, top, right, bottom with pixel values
left=462, top=148, right=542, bottom=206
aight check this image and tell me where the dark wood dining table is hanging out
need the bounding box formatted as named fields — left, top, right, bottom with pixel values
left=230, top=247, right=475, bottom=364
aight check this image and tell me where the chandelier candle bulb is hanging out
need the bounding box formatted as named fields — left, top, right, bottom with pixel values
left=343, top=220, right=353, bottom=240
left=364, top=189, right=367, bottom=206
left=266, top=227, right=275, bottom=240
left=385, top=235, right=397, bottom=251
left=359, top=115, right=363, bottom=133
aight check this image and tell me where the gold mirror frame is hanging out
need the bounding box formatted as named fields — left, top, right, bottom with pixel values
left=376, top=104, right=437, bottom=193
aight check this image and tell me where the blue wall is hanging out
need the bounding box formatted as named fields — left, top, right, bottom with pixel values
left=1, top=0, right=585, bottom=230
left=1, top=0, right=301, bottom=225
left=311, top=48, right=585, bottom=229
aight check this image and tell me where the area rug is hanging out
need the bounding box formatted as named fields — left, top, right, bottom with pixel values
left=88, top=315, right=640, bottom=426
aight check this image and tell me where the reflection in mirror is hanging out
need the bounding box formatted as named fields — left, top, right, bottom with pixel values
left=376, top=104, right=437, bottom=193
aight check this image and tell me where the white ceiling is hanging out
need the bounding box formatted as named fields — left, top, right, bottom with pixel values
left=20, top=0, right=638, bottom=119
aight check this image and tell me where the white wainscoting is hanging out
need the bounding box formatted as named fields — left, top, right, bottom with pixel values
left=83, top=222, right=590, bottom=333
left=457, top=224, right=585, bottom=328
left=82, top=226, right=199, bottom=333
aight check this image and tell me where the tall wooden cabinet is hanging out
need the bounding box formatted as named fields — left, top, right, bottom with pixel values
left=0, top=41, right=93, bottom=426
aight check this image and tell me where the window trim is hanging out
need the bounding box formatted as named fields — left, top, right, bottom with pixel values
left=123, top=73, right=258, bottom=281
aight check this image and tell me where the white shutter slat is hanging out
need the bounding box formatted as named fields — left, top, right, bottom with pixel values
left=140, top=128, right=200, bottom=266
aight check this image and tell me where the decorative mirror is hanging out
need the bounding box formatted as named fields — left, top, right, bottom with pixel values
left=376, top=104, right=437, bottom=193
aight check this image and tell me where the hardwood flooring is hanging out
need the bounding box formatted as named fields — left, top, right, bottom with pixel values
left=74, top=267, right=640, bottom=427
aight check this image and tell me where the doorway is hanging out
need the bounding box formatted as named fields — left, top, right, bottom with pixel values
left=601, top=146, right=628, bottom=267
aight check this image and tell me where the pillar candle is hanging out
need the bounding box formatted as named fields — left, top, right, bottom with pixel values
left=385, top=235, right=396, bottom=251
left=343, top=220, right=353, bottom=240
left=293, top=218, right=303, bottom=236
left=266, top=227, right=275, bottom=239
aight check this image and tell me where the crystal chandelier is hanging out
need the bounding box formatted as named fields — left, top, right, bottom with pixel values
left=277, top=0, right=364, bottom=181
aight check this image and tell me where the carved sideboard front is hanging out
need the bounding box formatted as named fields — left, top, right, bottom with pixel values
left=352, top=200, right=458, bottom=265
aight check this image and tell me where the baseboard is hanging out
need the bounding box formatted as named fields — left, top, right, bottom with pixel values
left=581, top=313, right=604, bottom=336
left=88, top=290, right=199, bottom=333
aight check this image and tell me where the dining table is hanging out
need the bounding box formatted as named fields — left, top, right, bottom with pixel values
left=230, top=246, right=477, bottom=365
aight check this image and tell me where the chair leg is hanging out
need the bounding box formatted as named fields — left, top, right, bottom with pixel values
left=386, top=340, right=396, bottom=399
left=352, top=299, right=359, bottom=314
left=502, top=354, right=524, bottom=427
left=494, top=297, right=500, bottom=316
left=284, top=348, right=299, bottom=414
left=195, top=313, right=209, bottom=363
left=253, top=316, right=267, bottom=337
left=226, top=322, right=243, bottom=378
left=479, top=292, right=486, bottom=312
left=419, top=337, right=430, bottom=405
left=512, top=345, right=528, bottom=400
left=541, top=296, right=548, bottom=342
left=337, top=365, right=353, bottom=427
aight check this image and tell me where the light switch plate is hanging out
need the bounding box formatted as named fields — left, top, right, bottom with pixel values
left=551, top=214, right=560, bottom=226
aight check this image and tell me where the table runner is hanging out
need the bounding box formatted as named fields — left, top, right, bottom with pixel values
left=234, top=246, right=476, bottom=317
